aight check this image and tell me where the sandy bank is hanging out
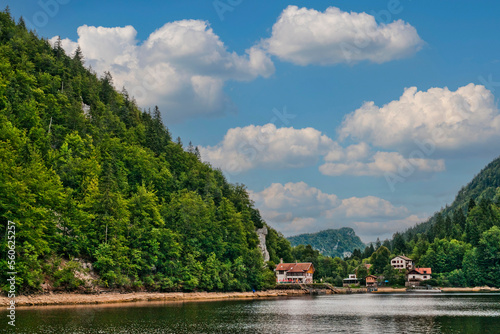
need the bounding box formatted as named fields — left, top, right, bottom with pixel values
left=0, top=289, right=308, bottom=307
left=3, top=286, right=498, bottom=308
left=374, top=286, right=500, bottom=293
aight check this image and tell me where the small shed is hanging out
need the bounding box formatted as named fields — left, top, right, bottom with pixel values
left=366, top=275, right=378, bottom=287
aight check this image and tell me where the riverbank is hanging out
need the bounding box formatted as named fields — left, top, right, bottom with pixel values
left=3, top=286, right=498, bottom=307
left=0, top=289, right=308, bottom=307
left=374, top=286, right=500, bottom=293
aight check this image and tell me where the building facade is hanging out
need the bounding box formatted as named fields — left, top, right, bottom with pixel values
left=343, top=274, right=360, bottom=287
left=391, top=255, right=414, bottom=270
left=366, top=275, right=378, bottom=287
left=275, top=261, right=315, bottom=283
left=406, top=268, right=432, bottom=287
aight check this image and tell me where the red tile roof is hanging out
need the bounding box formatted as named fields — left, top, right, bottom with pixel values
left=414, top=267, right=432, bottom=275
left=275, top=262, right=313, bottom=273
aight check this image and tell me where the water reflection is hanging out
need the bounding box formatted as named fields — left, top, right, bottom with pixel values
left=1, top=293, right=499, bottom=333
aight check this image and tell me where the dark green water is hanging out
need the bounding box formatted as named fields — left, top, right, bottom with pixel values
left=2, top=293, right=500, bottom=333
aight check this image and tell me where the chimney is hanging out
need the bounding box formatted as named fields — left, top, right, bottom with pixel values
left=280, top=258, right=283, bottom=264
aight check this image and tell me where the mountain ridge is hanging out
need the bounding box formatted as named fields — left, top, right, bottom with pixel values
left=287, top=227, right=365, bottom=258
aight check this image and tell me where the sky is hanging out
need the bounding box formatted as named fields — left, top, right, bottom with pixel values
left=5, top=0, right=500, bottom=242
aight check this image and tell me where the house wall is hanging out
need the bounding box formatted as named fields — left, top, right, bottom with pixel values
left=391, top=257, right=413, bottom=270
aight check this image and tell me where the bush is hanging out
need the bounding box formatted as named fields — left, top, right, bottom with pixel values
left=52, top=261, right=84, bottom=291
left=447, top=269, right=467, bottom=287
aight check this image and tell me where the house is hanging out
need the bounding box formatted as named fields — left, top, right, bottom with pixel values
left=391, top=255, right=414, bottom=270
left=343, top=274, right=360, bottom=287
left=406, top=268, right=432, bottom=287
left=275, top=260, right=314, bottom=283
left=366, top=275, right=378, bottom=287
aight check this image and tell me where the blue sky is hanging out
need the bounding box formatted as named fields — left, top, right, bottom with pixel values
left=6, top=0, right=500, bottom=241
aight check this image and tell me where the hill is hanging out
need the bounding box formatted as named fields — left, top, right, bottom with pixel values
left=0, top=11, right=294, bottom=293
left=287, top=227, right=365, bottom=258
left=401, top=156, right=500, bottom=240
left=375, top=155, right=500, bottom=287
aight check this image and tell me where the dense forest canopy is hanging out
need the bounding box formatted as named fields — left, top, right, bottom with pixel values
left=0, top=10, right=294, bottom=293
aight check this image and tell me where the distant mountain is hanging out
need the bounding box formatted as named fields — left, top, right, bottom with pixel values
left=402, top=155, right=500, bottom=238
left=287, top=227, right=366, bottom=258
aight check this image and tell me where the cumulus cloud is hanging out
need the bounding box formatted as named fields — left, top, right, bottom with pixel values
left=326, top=196, right=408, bottom=219
left=250, top=182, right=417, bottom=240
left=339, top=84, right=500, bottom=151
left=51, top=21, right=274, bottom=122
left=249, top=182, right=339, bottom=218
left=352, top=215, right=423, bottom=239
left=199, top=124, right=335, bottom=173
left=261, top=5, right=424, bottom=65
left=200, top=123, right=445, bottom=177
left=320, top=151, right=445, bottom=176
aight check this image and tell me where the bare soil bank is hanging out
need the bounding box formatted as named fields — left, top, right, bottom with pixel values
left=0, top=289, right=308, bottom=307
left=3, top=286, right=498, bottom=308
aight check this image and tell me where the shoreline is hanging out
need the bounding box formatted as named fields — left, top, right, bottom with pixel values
left=2, top=286, right=498, bottom=308
left=0, top=289, right=309, bottom=308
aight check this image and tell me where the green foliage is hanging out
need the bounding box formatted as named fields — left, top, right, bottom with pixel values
left=289, top=155, right=500, bottom=288
left=0, top=13, right=292, bottom=293
left=370, top=246, right=391, bottom=275
left=52, top=260, right=85, bottom=291
left=287, top=227, right=365, bottom=259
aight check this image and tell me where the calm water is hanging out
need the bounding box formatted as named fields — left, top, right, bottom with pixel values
left=2, top=293, right=500, bottom=333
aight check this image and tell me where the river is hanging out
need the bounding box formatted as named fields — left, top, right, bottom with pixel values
left=2, top=293, right=500, bottom=333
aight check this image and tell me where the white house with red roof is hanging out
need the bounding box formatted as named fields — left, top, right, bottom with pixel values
left=275, top=260, right=315, bottom=283
left=407, top=267, right=432, bottom=286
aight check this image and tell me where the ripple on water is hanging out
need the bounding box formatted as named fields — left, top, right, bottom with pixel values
left=2, top=293, right=500, bottom=334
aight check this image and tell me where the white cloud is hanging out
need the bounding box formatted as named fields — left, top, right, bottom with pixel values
left=339, top=84, right=500, bottom=151
left=326, top=196, right=408, bottom=219
left=249, top=182, right=339, bottom=217
left=199, top=124, right=335, bottom=173
left=51, top=21, right=274, bottom=122
left=250, top=182, right=418, bottom=241
left=200, top=123, right=445, bottom=178
left=352, top=215, right=423, bottom=238
left=320, top=151, right=445, bottom=176
left=261, top=5, right=424, bottom=66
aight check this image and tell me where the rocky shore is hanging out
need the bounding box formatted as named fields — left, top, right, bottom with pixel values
left=0, top=289, right=308, bottom=307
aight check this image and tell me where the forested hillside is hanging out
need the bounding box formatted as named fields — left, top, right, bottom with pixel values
left=0, top=10, right=293, bottom=293
left=362, top=157, right=500, bottom=287
left=402, top=156, right=500, bottom=239
left=287, top=228, right=365, bottom=258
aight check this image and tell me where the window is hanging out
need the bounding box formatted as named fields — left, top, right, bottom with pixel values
left=424, top=276, right=427, bottom=279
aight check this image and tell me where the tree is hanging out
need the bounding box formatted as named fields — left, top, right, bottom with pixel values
left=392, top=232, right=406, bottom=253
left=468, top=198, right=476, bottom=213
left=356, top=265, right=368, bottom=285
left=370, top=246, right=391, bottom=274
left=73, top=45, right=84, bottom=64
left=477, top=226, right=500, bottom=287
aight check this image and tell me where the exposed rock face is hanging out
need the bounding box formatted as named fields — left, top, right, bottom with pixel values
left=256, top=226, right=270, bottom=262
